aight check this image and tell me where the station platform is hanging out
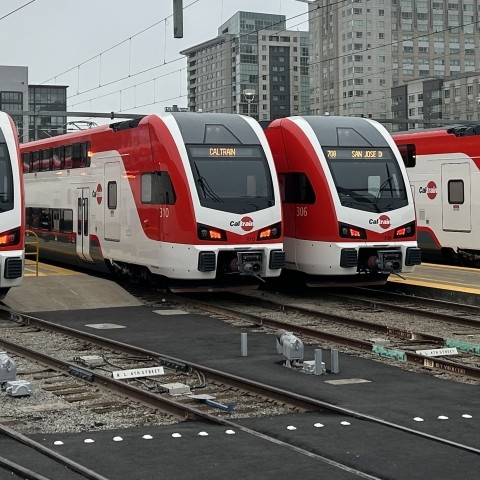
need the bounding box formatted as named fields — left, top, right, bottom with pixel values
left=6, top=261, right=142, bottom=312
left=386, top=262, right=480, bottom=305
left=1, top=262, right=480, bottom=479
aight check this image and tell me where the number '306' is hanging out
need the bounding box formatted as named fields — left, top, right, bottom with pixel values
left=296, top=206, right=308, bottom=217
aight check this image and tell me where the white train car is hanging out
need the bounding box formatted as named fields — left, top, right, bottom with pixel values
left=21, top=113, right=285, bottom=291
left=394, top=125, right=480, bottom=266
left=0, top=111, right=24, bottom=299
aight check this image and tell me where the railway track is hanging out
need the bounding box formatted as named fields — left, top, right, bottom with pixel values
left=146, top=288, right=480, bottom=382
left=1, top=303, right=480, bottom=472
left=3, top=284, right=480, bottom=478
left=0, top=424, right=109, bottom=480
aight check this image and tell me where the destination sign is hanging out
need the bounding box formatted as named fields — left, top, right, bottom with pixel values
left=209, top=147, right=236, bottom=156
left=189, top=146, right=262, bottom=158
left=324, top=147, right=391, bottom=160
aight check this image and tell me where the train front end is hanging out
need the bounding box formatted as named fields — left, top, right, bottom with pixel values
left=153, top=113, right=285, bottom=290
left=266, top=116, right=421, bottom=286
left=0, top=112, right=24, bottom=299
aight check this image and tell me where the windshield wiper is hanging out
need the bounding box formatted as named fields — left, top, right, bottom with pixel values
left=193, top=163, right=223, bottom=202
left=374, top=176, right=395, bottom=203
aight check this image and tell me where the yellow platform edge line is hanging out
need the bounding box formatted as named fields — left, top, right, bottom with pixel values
left=388, top=276, right=480, bottom=295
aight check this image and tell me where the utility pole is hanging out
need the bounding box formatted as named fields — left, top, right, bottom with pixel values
left=173, top=0, right=183, bottom=38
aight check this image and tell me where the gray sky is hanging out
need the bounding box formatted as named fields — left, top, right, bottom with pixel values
left=0, top=0, right=308, bottom=121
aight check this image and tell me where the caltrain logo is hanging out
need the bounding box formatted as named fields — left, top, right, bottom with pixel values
left=95, top=183, right=103, bottom=205
left=369, top=215, right=391, bottom=230
left=230, top=216, right=254, bottom=231
left=419, top=181, right=437, bottom=200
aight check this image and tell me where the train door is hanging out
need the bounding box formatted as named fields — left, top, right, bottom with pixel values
left=441, top=163, right=471, bottom=232
left=76, top=187, right=93, bottom=262
left=104, top=162, right=121, bottom=241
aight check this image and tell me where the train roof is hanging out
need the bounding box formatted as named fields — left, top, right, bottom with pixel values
left=20, top=112, right=264, bottom=150
left=393, top=124, right=480, bottom=139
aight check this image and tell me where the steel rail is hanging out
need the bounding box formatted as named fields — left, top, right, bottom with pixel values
left=0, top=424, right=110, bottom=480
left=2, top=307, right=480, bottom=457
left=168, top=293, right=480, bottom=381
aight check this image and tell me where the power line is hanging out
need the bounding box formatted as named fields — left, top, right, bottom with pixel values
left=0, top=0, right=36, bottom=22
left=39, top=0, right=200, bottom=85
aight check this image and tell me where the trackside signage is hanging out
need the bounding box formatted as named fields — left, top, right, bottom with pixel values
left=113, top=366, right=165, bottom=379
left=415, top=347, right=458, bottom=357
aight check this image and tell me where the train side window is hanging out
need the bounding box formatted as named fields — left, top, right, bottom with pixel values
left=72, top=143, right=82, bottom=168
left=31, top=208, right=40, bottom=228
left=22, top=152, right=32, bottom=173
left=25, top=207, right=32, bottom=228
left=157, top=172, right=176, bottom=204
left=280, top=172, right=316, bottom=204
left=141, top=172, right=176, bottom=205
left=448, top=180, right=464, bottom=204
left=108, top=181, right=117, bottom=209
left=141, top=174, right=153, bottom=203
left=61, top=209, right=73, bottom=233
left=40, top=208, right=51, bottom=230
left=52, top=147, right=65, bottom=170
left=65, top=145, right=73, bottom=169
left=32, top=151, right=40, bottom=172
left=397, top=143, right=416, bottom=168
left=79, top=142, right=90, bottom=167
left=40, top=149, right=51, bottom=171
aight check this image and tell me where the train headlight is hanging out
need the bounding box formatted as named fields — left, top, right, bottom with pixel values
left=197, top=224, right=227, bottom=241
left=394, top=221, right=416, bottom=238
left=339, top=223, right=367, bottom=239
left=257, top=222, right=282, bottom=240
left=0, top=228, right=20, bottom=247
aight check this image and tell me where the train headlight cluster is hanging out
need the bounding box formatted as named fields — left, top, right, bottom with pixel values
left=257, top=222, right=282, bottom=240
left=394, top=221, right=416, bottom=238
left=339, top=222, right=367, bottom=239
left=197, top=224, right=227, bottom=241
left=0, top=228, right=20, bottom=247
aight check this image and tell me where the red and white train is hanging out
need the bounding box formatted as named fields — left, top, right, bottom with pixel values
left=265, top=115, right=421, bottom=286
left=20, top=113, right=285, bottom=291
left=0, top=111, right=24, bottom=300
left=393, top=125, right=480, bottom=266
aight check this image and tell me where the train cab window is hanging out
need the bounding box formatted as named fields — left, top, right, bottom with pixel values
left=108, top=181, right=117, bottom=209
left=0, top=144, right=13, bottom=207
left=448, top=180, right=464, bottom=204
left=279, top=172, right=316, bottom=204
left=61, top=209, right=73, bottom=233
left=141, top=172, right=176, bottom=205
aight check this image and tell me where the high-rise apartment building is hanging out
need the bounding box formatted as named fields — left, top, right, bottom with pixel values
left=180, top=11, right=309, bottom=120
left=0, top=65, right=67, bottom=141
left=307, top=0, right=480, bottom=130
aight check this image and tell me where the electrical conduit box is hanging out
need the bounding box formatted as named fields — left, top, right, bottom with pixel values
left=0, top=352, right=16, bottom=383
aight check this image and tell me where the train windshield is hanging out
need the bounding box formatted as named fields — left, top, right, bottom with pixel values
left=323, top=147, right=408, bottom=213
left=187, top=145, right=275, bottom=213
left=0, top=144, right=14, bottom=212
